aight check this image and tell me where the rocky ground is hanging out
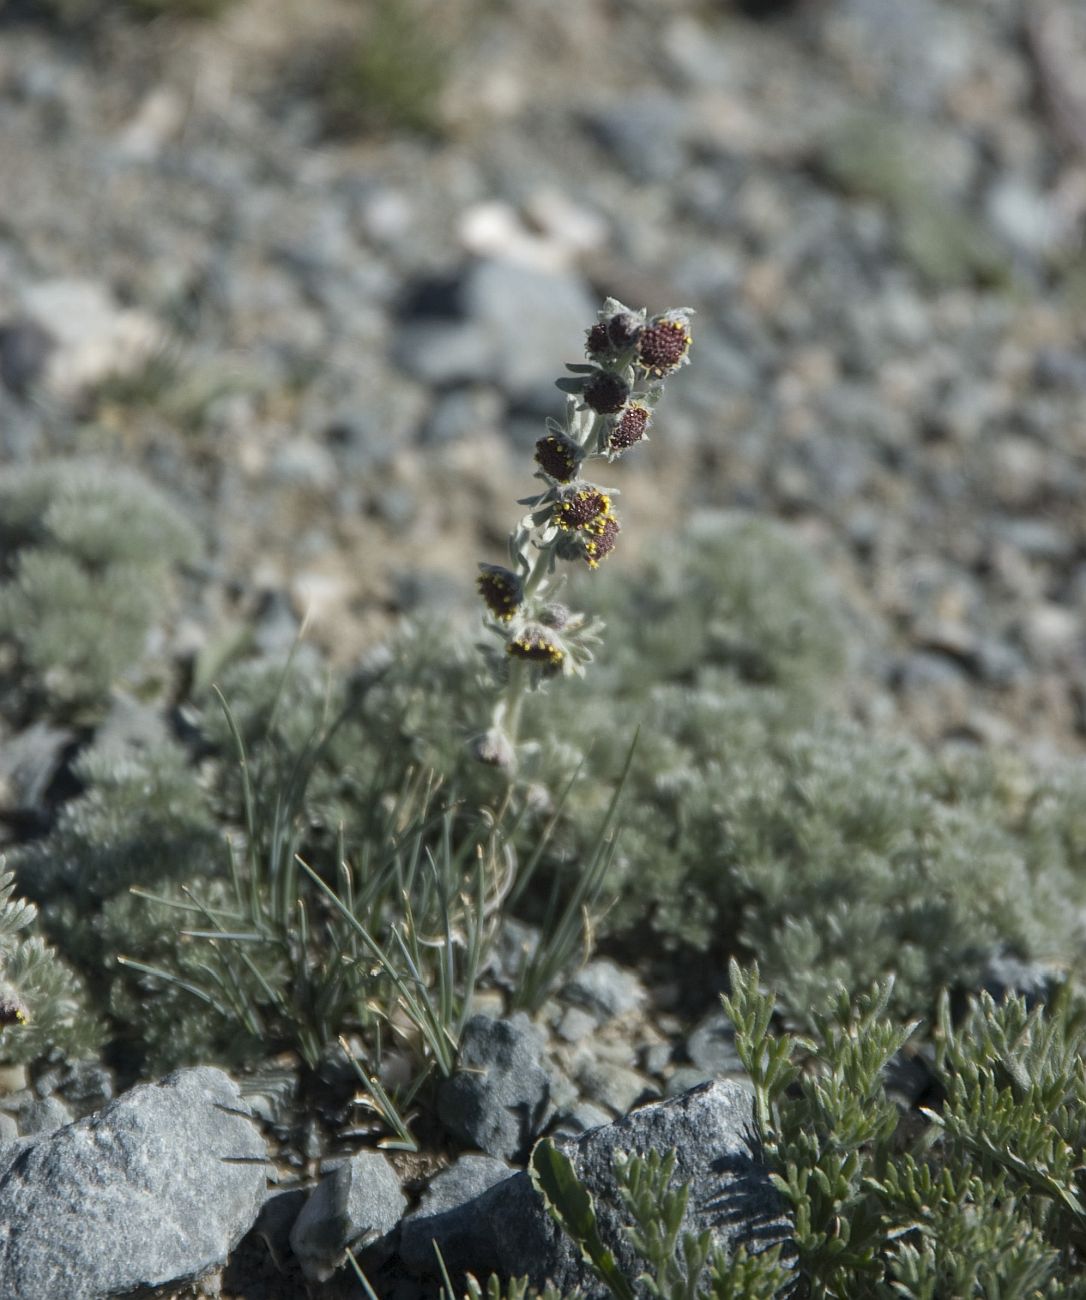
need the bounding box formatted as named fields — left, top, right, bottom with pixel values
left=3, top=0, right=1086, bottom=1294
left=4, top=0, right=1086, bottom=753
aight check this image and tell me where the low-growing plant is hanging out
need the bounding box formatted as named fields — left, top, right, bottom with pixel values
left=515, top=966, right=1086, bottom=1297
left=109, top=668, right=512, bottom=1113
left=7, top=636, right=623, bottom=1129
left=528, top=1138, right=791, bottom=1300
left=15, top=443, right=1086, bottom=1099
left=0, top=459, right=199, bottom=721
left=15, top=734, right=221, bottom=906
left=0, top=868, right=101, bottom=1066
left=723, top=961, right=1086, bottom=1296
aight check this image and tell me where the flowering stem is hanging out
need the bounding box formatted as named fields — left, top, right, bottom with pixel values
left=503, top=658, right=529, bottom=751
left=473, top=298, right=693, bottom=775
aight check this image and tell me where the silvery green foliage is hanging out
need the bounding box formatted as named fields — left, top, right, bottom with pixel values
left=0, top=870, right=100, bottom=1066
left=27, top=654, right=510, bottom=1081
left=18, top=499, right=1086, bottom=1083
left=103, top=883, right=273, bottom=1072
left=582, top=512, right=849, bottom=699
left=724, top=963, right=1086, bottom=1297
left=296, top=512, right=1086, bottom=1030
left=13, top=737, right=221, bottom=906
left=719, top=726, right=1077, bottom=1023
left=0, top=460, right=199, bottom=719
left=7, top=733, right=225, bottom=1069
left=484, top=516, right=1084, bottom=1024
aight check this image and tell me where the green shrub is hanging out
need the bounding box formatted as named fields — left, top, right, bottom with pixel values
left=723, top=962, right=1086, bottom=1297
left=526, top=966, right=1086, bottom=1297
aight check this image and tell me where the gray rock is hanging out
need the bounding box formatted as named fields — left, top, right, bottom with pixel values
left=1034, top=348, right=1086, bottom=393
left=575, top=1060, right=659, bottom=1117
left=585, top=92, right=688, bottom=183
left=892, top=651, right=969, bottom=696
left=400, top=1155, right=515, bottom=1273
left=665, top=1066, right=716, bottom=1099
left=396, top=259, right=595, bottom=407
left=238, top=1061, right=300, bottom=1130
left=255, top=1186, right=308, bottom=1256
left=973, top=636, right=1029, bottom=688
left=487, top=917, right=541, bottom=990
left=51, top=1059, right=114, bottom=1118
left=0, top=391, right=45, bottom=462
left=15, top=1096, right=73, bottom=1138
left=91, top=692, right=172, bottom=762
left=555, top=1006, right=596, bottom=1044
left=19, top=278, right=161, bottom=403
left=821, top=0, right=972, bottom=113
left=549, top=1101, right=612, bottom=1140
left=221, top=1187, right=308, bottom=1295
left=408, top=1082, right=792, bottom=1296
left=290, top=1151, right=407, bottom=1282
left=0, top=1067, right=267, bottom=1300
left=0, top=319, right=54, bottom=397
left=563, top=959, right=645, bottom=1023
left=640, top=1042, right=672, bottom=1077
left=883, top=1048, right=937, bottom=1110
left=544, top=1064, right=579, bottom=1116
left=268, top=438, right=339, bottom=491
left=421, top=384, right=503, bottom=446
left=0, top=721, right=73, bottom=829
left=250, top=589, right=303, bottom=660
left=686, top=1009, right=745, bottom=1076
left=0, top=1115, right=17, bottom=1145
left=393, top=319, right=493, bottom=387
left=0, top=1139, right=35, bottom=1182
left=438, top=1014, right=551, bottom=1161
left=991, top=517, right=1073, bottom=563
left=392, top=568, right=465, bottom=617
left=986, top=177, right=1065, bottom=259
left=464, top=259, right=596, bottom=405
left=982, top=950, right=1061, bottom=1010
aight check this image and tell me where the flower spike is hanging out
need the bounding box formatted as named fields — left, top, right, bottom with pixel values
left=474, top=297, right=693, bottom=766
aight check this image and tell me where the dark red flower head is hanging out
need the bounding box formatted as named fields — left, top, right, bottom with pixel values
left=555, top=487, right=611, bottom=530
left=477, top=565, right=523, bottom=622
left=585, top=321, right=612, bottom=357
left=609, top=403, right=650, bottom=452
left=583, top=370, right=629, bottom=414
left=637, top=315, right=691, bottom=376
left=583, top=514, right=620, bottom=568
left=507, top=627, right=564, bottom=669
left=535, top=432, right=581, bottom=483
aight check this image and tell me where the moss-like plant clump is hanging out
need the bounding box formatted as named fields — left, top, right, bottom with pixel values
left=0, top=460, right=199, bottom=721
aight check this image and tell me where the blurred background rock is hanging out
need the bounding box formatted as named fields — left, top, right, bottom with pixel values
left=2, top=0, right=1086, bottom=757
